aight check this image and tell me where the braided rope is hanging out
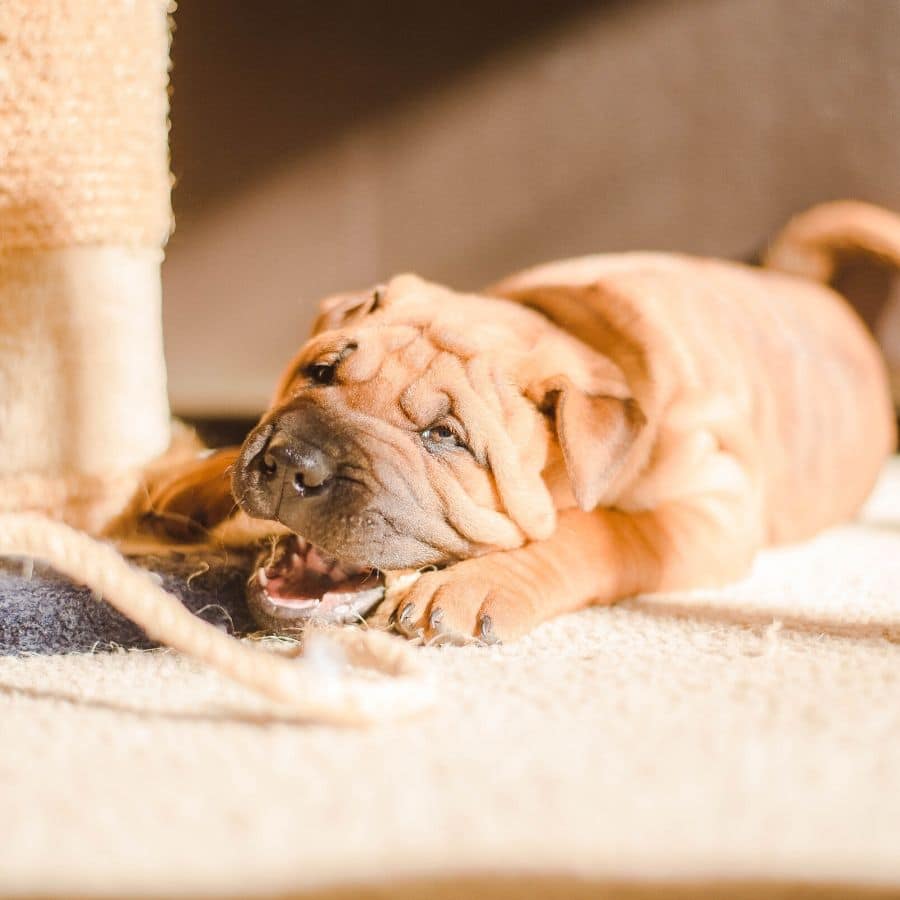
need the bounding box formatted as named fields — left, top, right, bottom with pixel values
left=0, top=514, right=435, bottom=725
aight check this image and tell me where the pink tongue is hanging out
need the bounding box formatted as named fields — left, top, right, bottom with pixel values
left=304, top=545, right=334, bottom=576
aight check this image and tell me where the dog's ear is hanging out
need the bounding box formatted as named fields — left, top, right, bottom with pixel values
left=312, top=285, right=386, bottom=334
left=140, top=447, right=242, bottom=542
left=531, top=374, right=646, bottom=511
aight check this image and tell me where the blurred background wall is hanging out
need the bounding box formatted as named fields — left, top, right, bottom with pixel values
left=165, top=0, right=900, bottom=419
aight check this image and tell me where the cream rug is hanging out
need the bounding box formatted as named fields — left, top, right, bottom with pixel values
left=2, top=461, right=900, bottom=899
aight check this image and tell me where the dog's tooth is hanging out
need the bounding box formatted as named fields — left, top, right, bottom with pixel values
left=291, top=553, right=302, bottom=567
left=287, top=598, right=319, bottom=610
left=257, top=569, right=269, bottom=587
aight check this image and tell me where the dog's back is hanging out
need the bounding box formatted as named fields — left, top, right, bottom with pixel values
left=493, top=203, right=897, bottom=543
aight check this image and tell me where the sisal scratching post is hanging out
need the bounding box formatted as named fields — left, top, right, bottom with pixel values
left=0, top=0, right=172, bottom=533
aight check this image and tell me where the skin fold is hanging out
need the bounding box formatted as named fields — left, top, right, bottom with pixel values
left=139, top=202, right=898, bottom=643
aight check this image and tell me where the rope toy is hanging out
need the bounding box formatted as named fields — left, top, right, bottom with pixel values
left=0, top=513, right=435, bottom=726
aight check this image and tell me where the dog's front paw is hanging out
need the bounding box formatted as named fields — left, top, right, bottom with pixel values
left=379, top=556, right=542, bottom=644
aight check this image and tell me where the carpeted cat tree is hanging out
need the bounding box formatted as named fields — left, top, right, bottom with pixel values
left=0, top=0, right=428, bottom=726
left=0, top=0, right=172, bottom=533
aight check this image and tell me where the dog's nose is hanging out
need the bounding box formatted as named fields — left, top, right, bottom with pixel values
left=256, top=431, right=335, bottom=498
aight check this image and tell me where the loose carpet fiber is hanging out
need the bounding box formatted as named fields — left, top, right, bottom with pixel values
left=1, top=461, right=899, bottom=898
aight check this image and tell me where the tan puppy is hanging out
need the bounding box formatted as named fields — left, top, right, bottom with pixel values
left=147, top=201, right=897, bottom=642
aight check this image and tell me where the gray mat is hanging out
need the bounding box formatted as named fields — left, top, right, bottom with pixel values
left=0, top=553, right=256, bottom=655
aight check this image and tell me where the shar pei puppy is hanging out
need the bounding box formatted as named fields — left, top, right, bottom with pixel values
left=143, top=201, right=897, bottom=643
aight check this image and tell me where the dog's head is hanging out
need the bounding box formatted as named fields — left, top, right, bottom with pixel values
left=232, top=274, right=645, bottom=569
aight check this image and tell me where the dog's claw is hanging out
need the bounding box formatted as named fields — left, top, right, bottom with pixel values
left=398, top=602, right=415, bottom=630
left=429, top=607, right=444, bottom=631
left=479, top=614, right=500, bottom=645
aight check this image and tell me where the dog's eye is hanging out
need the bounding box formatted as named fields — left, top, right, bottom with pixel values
left=421, top=424, right=463, bottom=450
left=306, top=363, right=336, bottom=385
left=302, top=344, right=357, bottom=387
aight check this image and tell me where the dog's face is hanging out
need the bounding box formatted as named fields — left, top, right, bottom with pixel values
left=232, top=275, right=643, bottom=570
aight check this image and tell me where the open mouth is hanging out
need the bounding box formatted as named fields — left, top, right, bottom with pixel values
left=247, top=533, right=385, bottom=632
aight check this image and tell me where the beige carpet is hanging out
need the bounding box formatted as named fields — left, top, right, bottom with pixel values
left=2, top=461, right=900, bottom=899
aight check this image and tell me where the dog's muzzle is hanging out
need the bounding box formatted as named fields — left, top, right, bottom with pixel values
left=233, top=404, right=339, bottom=523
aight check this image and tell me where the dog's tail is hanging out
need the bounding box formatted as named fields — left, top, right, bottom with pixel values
left=764, top=200, right=900, bottom=282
